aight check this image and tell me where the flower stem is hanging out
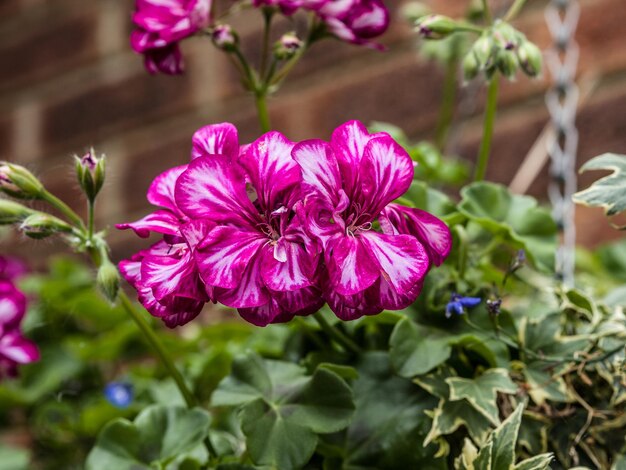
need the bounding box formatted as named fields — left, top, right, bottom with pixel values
left=313, top=312, right=362, bottom=355
left=435, top=54, right=458, bottom=151
left=87, top=200, right=95, bottom=240
left=255, top=92, right=271, bottom=133
left=504, top=0, right=527, bottom=22
left=481, top=0, right=493, bottom=23
left=40, top=190, right=86, bottom=230
left=259, top=8, right=274, bottom=79
left=118, top=291, right=198, bottom=408
left=473, top=77, right=499, bottom=182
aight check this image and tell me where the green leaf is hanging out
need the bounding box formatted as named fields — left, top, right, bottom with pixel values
left=514, top=454, right=554, bottom=470
left=424, top=397, right=494, bottom=447
left=212, top=352, right=354, bottom=470
left=85, top=405, right=210, bottom=470
left=341, top=353, right=444, bottom=469
left=573, top=153, right=626, bottom=228
left=0, top=444, right=30, bottom=470
left=402, top=181, right=457, bottom=217
left=490, top=404, right=524, bottom=470
left=390, top=318, right=452, bottom=377
left=446, top=369, right=517, bottom=425
left=458, top=182, right=557, bottom=270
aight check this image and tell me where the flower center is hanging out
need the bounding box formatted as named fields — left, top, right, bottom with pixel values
left=345, top=202, right=372, bottom=236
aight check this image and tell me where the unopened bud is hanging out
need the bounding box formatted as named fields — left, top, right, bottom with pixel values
left=493, top=21, right=520, bottom=50
left=0, top=199, right=34, bottom=224
left=415, top=15, right=458, bottom=40
left=462, top=51, right=481, bottom=81
left=211, top=24, right=238, bottom=52
left=401, top=2, right=430, bottom=22
left=517, top=40, right=542, bottom=77
left=0, top=163, right=44, bottom=200
left=274, top=32, right=302, bottom=60
left=20, top=213, right=72, bottom=239
left=75, top=149, right=105, bottom=202
left=97, top=260, right=120, bottom=302
left=496, top=48, right=519, bottom=78
left=471, top=34, right=495, bottom=67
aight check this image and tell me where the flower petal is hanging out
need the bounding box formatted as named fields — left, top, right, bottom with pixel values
left=261, top=240, right=315, bottom=292
left=360, top=136, right=413, bottom=216
left=359, top=231, right=429, bottom=295
left=383, top=204, right=452, bottom=266
left=324, top=285, right=382, bottom=321
left=191, top=123, right=239, bottom=160
left=195, top=226, right=265, bottom=289
left=116, top=210, right=181, bottom=238
left=273, top=286, right=324, bottom=321
left=0, top=332, right=39, bottom=364
left=140, top=246, right=201, bottom=302
left=147, top=165, right=187, bottom=212
left=374, top=278, right=423, bottom=311
left=292, top=139, right=342, bottom=206
left=238, top=297, right=282, bottom=327
left=174, top=155, right=258, bottom=226
left=0, top=281, right=25, bottom=328
left=239, top=131, right=300, bottom=210
left=326, top=236, right=380, bottom=295
left=214, top=252, right=269, bottom=308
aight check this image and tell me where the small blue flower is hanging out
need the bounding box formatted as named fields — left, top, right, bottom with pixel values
left=104, top=382, right=133, bottom=409
left=445, top=293, right=481, bottom=318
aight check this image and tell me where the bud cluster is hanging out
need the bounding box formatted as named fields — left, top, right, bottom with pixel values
left=273, top=32, right=302, bottom=61
left=463, top=21, right=542, bottom=81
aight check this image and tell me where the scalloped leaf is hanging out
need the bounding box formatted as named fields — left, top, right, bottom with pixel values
left=458, top=182, right=557, bottom=271
left=574, top=153, right=626, bottom=228
left=85, top=405, right=210, bottom=470
left=211, top=352, right=355, bottom=470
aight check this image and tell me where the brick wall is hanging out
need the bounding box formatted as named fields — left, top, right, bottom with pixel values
left=1, top=0, right=625, bottom=263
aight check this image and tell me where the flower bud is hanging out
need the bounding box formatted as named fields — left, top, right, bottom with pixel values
left=471, top=34, right=495, bottom=68
left=211, top=24, right=238, bottom=52
left=0, top=163, right=44, bottom=200
left=415, top=15, right=458, bottom=40
left=492, top=21, right=519, bottom=50
left=496, top=49, right=519, bottom=78
left=462, top=51, right=481, bottom=81
left=97, top=260, right=120, bottom=302
left=75, top=149, right=105, bottom=203
left=517, top=40, right=542, bottom=77
left=273, top=32, right=302, bottom=60
left=0, top=199, right=34, bottom=224
left=20, top=213, right=73, bottom=239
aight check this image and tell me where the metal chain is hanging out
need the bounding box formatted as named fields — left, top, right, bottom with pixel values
left=545, top=0, right=580, bottom=287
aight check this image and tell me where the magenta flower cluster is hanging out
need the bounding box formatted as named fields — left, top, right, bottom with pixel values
left=130, top=0, right=390, bottom=75
left=0, top=257, right=39, bottom=379
left=118, top=121, right=451, bottom=327
left=253, top=0, right=390, bottom=47
left=130, top=0, right=212, bottom=74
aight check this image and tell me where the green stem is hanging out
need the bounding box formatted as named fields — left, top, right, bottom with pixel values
left=435, top=54, right=458, bottom=150
left=88, top=200, right=95, bottom=240
left=504, top=0, right=527, bottom=22
left=481, top=0, right=493, bottom=23
left=259, top=8, right=274, bottom=78
left=454, top=225, right=469, bottom=280
left=255, top=92, right=271, bottom=133
left=473, top=78, right=499, bottom=182
left=313, top=312, right=362, bottom=355
left=40, top=190, right=86, bottom=230
left=118, top=291, right=199, bottom=409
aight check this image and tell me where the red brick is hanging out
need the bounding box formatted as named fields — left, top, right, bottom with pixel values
left=41, top=71, right=195, bottom=153
left=0, top=9, right=98, bottom=92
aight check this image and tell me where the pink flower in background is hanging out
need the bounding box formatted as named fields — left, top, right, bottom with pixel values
left=252, top=0, right=303, bottom=15
left=312, top=0, right=390, bottom=47
left=293, top=120, right=449, bottom=320
left=130, top=0, right=212, bottom=74
left=174, top=128, right=322, bottom=326
left=0, top=259, right=39, bottom=379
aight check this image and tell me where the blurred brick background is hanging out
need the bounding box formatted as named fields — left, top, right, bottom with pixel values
left=1, top=0, right=625, bottom=263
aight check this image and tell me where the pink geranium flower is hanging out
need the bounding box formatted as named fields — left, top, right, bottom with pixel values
left=293, top=120, right=451, bottom=320
left=130, top=0, right=212, bottom=74
left=117, top=124, right=240, bottom=326
left=0, top=279, right=39, bottom=379
left=174, top=128, right=322, bottom=326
